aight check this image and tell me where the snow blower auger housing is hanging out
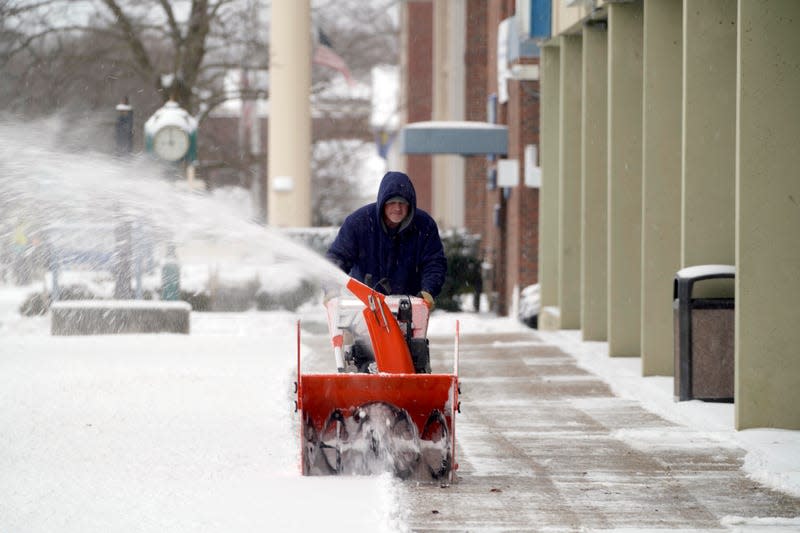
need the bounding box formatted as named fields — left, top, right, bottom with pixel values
left=295, top=277, right=459, bottom=482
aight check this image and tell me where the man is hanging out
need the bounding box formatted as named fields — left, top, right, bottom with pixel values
left=326, top=171, right=446, bottom=308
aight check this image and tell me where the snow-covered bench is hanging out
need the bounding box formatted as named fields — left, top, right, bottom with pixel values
left=50, top=300, right=190, bottom=335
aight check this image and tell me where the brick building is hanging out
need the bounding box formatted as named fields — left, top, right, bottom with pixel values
left=399, top=0, right=544, bottom=316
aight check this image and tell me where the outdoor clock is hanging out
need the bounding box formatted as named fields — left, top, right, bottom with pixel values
left=152, top=125, right=190, bottom=162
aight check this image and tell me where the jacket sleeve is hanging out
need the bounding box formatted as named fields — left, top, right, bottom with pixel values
left=326, top=215, right=357, bottom=274
left=418, top=221, right=447, bottom=298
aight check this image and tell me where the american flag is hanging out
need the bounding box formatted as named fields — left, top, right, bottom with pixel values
left=313, top=29, right=355, bottom=87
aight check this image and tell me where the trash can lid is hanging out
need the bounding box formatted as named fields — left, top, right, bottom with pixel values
left=676, top=264, right=735, bottom=281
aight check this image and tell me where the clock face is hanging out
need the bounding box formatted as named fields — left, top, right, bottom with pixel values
left=153, top=125, right=190, bottom=161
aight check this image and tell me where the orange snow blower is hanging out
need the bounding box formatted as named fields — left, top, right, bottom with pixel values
left=295, top=277, right=459, bottom=482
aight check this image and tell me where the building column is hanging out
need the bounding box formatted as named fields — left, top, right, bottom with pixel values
left=463, top=0, right=488, bottom=238
left=432, top=0, right=465, bottom=229
left=402, top=1, right=434, bottom=212
left=557, top=34, right=582, bottom=330
left=538, top=44, right=561, bottom=328
left=607, top=1, right=643, bottom=356
left=641, top=0, right=682, bottom=375
left=267, top=0, right=311, bottom=227
left=681, top=0, right=736, bottom=270
left=736, top=0, right=800, bottom=430
left=580, top=23, right=607, bottom=341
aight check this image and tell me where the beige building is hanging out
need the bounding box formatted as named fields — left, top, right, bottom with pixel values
left=538, top=0, right=799, bottom=430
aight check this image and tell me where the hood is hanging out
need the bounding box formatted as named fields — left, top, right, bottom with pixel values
left=376, top=171, right=417, bottom=231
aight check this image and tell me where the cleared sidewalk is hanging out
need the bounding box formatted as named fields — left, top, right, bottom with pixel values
left=400, top=328, right=800, bottom=532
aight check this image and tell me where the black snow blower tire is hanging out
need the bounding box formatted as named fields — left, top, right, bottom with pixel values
left=420, top=409, right=451, bottom=479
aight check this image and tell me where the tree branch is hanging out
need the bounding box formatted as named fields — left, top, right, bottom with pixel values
left=99, top=0, right=155, bottom=78
left=157, top=0, right=182, bottom=47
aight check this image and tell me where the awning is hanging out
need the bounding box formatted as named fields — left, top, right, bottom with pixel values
left=399, top=121, right=508, bottom=156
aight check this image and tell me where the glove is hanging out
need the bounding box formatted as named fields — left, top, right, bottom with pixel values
left=419, top=290, right=435, bottom=311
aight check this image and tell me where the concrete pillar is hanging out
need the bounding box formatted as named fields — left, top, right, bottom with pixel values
left=681, top=0, right=736, bottom=270
left=736, top=1, right=800, bottom=430
left=268, top=0, right=311, bottom=227
left=558, top=35, right=582, bottom=330
left=580, top=24, right=607, bottom=341
left=607, top=1, right=643, bottom=356
left=539, top=44, right=561, bottom=326
left=641, top=0, right=682, bottom=376
left=432, top=0, right=466, bottom=229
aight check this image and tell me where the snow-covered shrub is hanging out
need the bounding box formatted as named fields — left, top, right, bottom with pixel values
left=18, top=284, right=101, bottom=316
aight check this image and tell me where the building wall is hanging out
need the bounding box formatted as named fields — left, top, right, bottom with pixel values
left=581, top=23, right=609, bottom=342
left=403, top=1, right=434, bottom=213
left=401, top=0, right=541, bottom=315
left=480, top=0, right=518, bottom=314
left=540, top=0, right=800, bottom=429
left=539, top=44, right=561, bottom=315
left=552, top=0, right=610, bottom=35
left=506, top=76, right=541, bottom=314
left=735, top=0, right=800, bottom=430
left=606, top=2, right=643, bottom=355
left=464, top=0, right=489, bottom=237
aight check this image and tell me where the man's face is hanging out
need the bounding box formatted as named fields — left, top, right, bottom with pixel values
left=383, top=200, right=409, bottom=228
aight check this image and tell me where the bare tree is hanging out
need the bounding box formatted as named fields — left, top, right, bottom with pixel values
left=0, top=0, right=270, bottom=118
left=0, top=0, right=400, bottom=224
left=1, top=0, right=398, bottom=113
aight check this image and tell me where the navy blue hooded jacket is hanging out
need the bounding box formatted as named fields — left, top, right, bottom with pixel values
left=326, top=171, right=447, bottom=297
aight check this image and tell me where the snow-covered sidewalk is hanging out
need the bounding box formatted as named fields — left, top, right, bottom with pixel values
left=540, top=328, right=800, bottom=500
left=427, top=312, right=800, bottom=502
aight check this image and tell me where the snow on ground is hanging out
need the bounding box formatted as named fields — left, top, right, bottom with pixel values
left=1, top=287, right=798, bottom=532
left=432, top=312, right=800, bottom=502
left=540, top=330, right=800, bottom=500
left=0, top=290, right=405, bottom=533
left=426, top=310, right=532, bottom=336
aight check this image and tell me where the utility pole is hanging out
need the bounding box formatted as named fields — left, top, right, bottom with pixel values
left=268, top=0, right=311, bottom=227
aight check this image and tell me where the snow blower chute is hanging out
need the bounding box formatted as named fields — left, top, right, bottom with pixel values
left=295, top=277, right=459, bottom=482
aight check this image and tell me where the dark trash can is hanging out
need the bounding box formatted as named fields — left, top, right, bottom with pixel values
left=673, top=265, right=735, bottom=402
